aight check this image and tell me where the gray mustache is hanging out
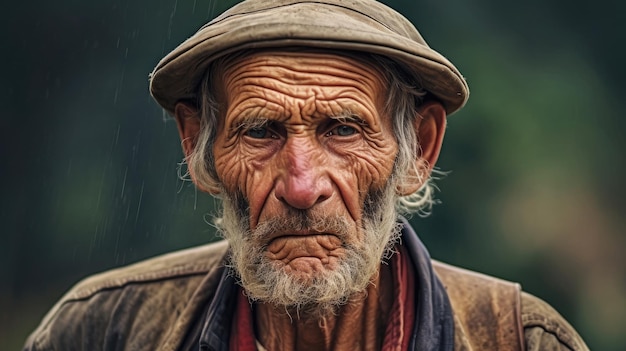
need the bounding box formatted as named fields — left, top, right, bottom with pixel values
left=252, top=211, right=352, bottom=242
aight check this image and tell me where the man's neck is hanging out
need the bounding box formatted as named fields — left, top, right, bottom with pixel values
left=254, top=264, right=394, bottom=351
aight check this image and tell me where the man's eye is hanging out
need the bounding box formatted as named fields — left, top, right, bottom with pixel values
left=328, top=125, right=357, bottom=137
left=246, top=127, right=268, bottom=139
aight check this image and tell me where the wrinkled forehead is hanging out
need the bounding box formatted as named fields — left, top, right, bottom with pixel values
left=203, top=47, right=394, bottom=108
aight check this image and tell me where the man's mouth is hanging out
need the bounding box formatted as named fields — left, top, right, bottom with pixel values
left=264, top=233, right=345, bottom=270
left=266, top=232, right=340, bottom=247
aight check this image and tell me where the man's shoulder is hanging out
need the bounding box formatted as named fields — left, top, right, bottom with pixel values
left=65, top=239, right=230, bottom=300
left=432, top=260, right=589, bottom=351
left=24, top=240, right=230, bottom=351
left=521, top=292, right=589, bottom=351
left=432, top=260, right=524, bottom=350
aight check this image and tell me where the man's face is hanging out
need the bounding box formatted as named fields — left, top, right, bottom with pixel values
left=212, top=51, right=401, bottom=309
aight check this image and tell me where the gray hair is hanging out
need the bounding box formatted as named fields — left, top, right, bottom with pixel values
left=183, top=51, right=439, bottom=216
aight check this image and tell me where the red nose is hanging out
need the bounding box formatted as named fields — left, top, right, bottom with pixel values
left=273, top=138, right=333, bottom=209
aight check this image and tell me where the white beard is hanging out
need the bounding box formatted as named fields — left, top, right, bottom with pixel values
left=217, top=183, right=401, bottom=316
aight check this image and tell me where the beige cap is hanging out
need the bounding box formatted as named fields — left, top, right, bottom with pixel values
left=149, top=0, right=469, bottom=115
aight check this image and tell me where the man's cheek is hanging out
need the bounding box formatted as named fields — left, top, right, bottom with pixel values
left=364, top=161, right=395, bottom=190
left=214, top=149, right=249, bottom=193
left=337, top=139, right=397, bottom=191
left=352, top=158, right=395, bottom=198
left=218, top=157, right=273, bottom=219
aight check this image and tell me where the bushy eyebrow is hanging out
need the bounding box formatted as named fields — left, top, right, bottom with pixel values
left=228, top=116, right=270, bottom=137
left=227, top=111, right=368, bottom=137
left=329, top=111, right=368, bottom=126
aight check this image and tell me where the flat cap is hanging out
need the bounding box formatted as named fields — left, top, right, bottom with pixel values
left=149, top=0, right=469, bottom=115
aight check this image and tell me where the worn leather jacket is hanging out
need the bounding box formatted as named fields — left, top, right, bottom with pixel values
left=24, top=219, right=589, bottom=350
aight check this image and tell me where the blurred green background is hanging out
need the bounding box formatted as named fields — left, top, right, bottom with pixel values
left=1, top=0, right=624, bottom=350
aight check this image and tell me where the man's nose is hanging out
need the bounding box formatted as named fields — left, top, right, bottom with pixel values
left=274, top=139, right=333, bottom=210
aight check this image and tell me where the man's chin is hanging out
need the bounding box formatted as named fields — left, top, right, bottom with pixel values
left=239, top=259, right=357, bottom=309
left=275, top=257, right=341, bottom=279
left=245, top=272, right=354, bottom=318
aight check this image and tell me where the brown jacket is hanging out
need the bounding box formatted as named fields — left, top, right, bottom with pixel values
left=24, top=239, right=589, bottom=351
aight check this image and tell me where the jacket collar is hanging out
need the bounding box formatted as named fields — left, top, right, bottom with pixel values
left=399, top=216, right=455, bottom=350
left=198, top=217, right=454, bottom=351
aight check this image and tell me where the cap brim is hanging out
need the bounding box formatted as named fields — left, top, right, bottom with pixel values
left=150, top=1, right=469, bottom=115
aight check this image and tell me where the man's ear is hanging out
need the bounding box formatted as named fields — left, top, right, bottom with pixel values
left=173, top=102, right=219, bottom=194
left=174, top=102, right=201, bottom=159
left=397, top=101, right=447, bottom=196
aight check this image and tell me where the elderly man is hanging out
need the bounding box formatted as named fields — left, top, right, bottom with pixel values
left=25, top=1, right=588, bottom=350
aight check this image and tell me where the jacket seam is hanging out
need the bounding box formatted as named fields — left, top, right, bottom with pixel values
left=522, top=317, right=578, bottom=351
left=66, top=266, right=213, bottom=301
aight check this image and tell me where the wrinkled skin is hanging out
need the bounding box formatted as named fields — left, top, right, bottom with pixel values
left=214, top=52, right=398, bottom=280
left=175, top=51, right=446, bottom=351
